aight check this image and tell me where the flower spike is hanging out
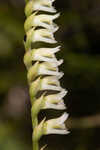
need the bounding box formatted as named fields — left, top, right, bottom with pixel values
left=24, top=0, right=69, bottom=150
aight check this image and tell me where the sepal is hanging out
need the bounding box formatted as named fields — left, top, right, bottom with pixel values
left=31, top=93, right=46, bottom=121
left=29, top=77, right=41, bottom=101
left=25, top=1, right=34, bottom=17
left=27, top=61, right=39, bottom=83
left=24, top=50, right=32, bottom=69
left=33, top=118, right=46, bottom=141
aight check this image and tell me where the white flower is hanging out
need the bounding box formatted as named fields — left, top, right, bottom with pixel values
left=32, top=46, right=61, bottom=58
left=25, top=28, right=57, bottom=49
left=38, top=62, right=64, bottom=79
left=30, top=76, right=63, bottom=94
left=32, top=28, right=57, bottom=43
left=43, top=99, right=66, bottom=110
left=29, top=76, right=64, bottom=99
left=41, top=76, right=63, bottom=91
left=44, top=113, right=69, bottom=135
left=27, top=13, right=59, bottom=32
left=32, top=92, right=66, bottom=111
left=33, top=13, right=60, bottom=32
left=27, top=62, right=64, bottom=82
left=24, top=46, right=63, bottom=69
left=43, top=90, right=68, bottom=110
left=45, top=89, right=68, bottom=102
left=25, top=0, right=56, bottom=17
left=31, top=46, right=63, bottom=66
left=24, top=12, right=60, bottom=32
left=26, top=27, right=57, bottom=44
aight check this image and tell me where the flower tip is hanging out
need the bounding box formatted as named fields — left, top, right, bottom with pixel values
left=59, top=112, right=69, bottom=124
left=40, top=145, right=47, bottom=150
left=54, top=13, right=60, bottom=19
left=60, top=89, right=68, bottom=98
left=61, top=130, right=70, bottom=135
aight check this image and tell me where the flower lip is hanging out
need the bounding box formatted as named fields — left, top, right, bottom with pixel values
left=32, top=28, right=57, bottom=44
left=44, top=100, right=66, bottom=110
left=41, top=76, right=63, bottom=91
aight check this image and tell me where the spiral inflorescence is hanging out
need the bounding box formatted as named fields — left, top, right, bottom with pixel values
left=24, top=0, right=69, bottom=150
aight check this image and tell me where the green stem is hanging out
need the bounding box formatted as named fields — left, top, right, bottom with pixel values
left=30, top=95, right=39, bottom=150
left=33, top=141, right=39, bottom=150
left=32, top=115, right=39, bottom=150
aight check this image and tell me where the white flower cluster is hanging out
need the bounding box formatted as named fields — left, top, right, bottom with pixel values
left=24, top=0, right=69, bottom=148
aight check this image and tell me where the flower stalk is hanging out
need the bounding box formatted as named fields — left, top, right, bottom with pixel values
left=24, top=0, right=69, bottom=150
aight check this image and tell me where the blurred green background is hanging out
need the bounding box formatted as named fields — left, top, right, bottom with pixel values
left=0, top=0, right=100, bottom=150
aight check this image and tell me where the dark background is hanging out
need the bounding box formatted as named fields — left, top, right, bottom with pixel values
left=0, top=0, right=100, bottom=150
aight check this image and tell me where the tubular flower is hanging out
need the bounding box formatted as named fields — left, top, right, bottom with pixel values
left=24, top=0, right=69, bottom=150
